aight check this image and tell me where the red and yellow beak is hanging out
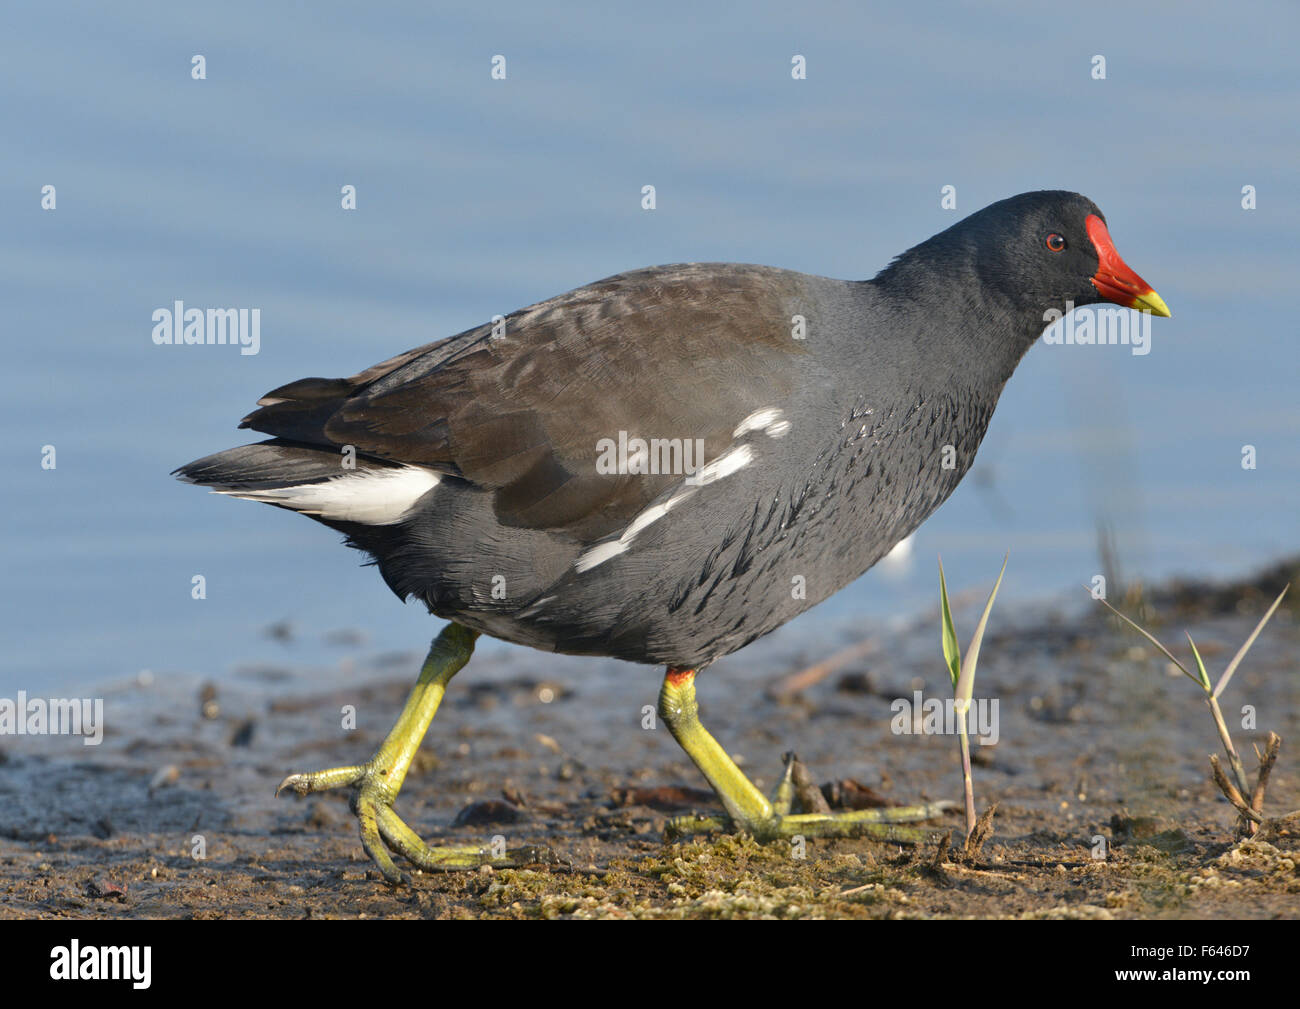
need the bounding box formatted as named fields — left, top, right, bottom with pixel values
left=1085, top=214, right=1171, bottom=317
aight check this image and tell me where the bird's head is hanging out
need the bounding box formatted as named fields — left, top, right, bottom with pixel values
left=960, top=190, right=1171, bottom=320
left=875, top=190, right=1171, bottom=337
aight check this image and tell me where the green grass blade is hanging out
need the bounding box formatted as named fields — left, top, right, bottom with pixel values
left=1184, top=632, right=1213, bottom=694
left=1213, top=584, right=1289, bottom=699
left=938, top=557, right=961, bottom=689
left=1088, top=589, right=1200, bottom=687
left=956, top=553, right=1008, bottom=705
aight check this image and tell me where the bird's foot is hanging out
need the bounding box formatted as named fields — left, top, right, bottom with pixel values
left=277, top=761, right=561, bottom=884
left=658, top=670, right=956, bottom=848
left=663, top=750, right=954, bottom=843
left=274, top=623, right=561, bottom=884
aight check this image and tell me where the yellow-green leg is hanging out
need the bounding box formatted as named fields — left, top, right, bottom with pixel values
left=658, top=667, right=954, bottom=844
left=277, top=622, right=556, bottom=883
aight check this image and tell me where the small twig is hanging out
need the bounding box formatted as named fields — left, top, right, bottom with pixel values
left=1209, top=755, right=1263, bottom=826
left=769, top=637, right=879, bottom=699
left=961, top=802, right=998, bottom=862
left=932, top=830, right=953, bottom=867
left=788, top=757, right=832, bottom=814
left=1249, top=732, right=1281, bottom=821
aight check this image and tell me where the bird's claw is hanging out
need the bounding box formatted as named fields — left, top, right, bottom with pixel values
left=277, top=759, right=558, bottom=882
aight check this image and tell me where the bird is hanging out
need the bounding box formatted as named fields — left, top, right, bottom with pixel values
left=175, top=190, right=1170, bottom=883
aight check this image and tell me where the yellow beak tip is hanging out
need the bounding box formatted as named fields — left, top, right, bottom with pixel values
left=1135, top=291, right=1172, bottom=318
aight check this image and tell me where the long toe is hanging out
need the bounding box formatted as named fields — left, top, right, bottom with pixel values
left=666, top=800, right=957, bottom=845
left=374, top=803, right=564, bottom=873
left=276, top=764, right=368, bottom=797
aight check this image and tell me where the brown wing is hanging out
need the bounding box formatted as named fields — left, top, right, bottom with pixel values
left=240, top=263, right=807, bottom=540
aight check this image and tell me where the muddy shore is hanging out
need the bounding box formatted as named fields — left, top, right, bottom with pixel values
left=2, top=560, right=1297, bottom=919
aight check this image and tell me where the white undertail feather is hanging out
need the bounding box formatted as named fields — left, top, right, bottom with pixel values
left=215, top=466, right=441, bottom=525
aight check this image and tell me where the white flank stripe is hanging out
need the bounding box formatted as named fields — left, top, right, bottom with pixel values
left=217, top=467, right=441, bottom=525
left=733, top=407, right=790, bottom=439
left=573, top=540, right=629, bottom=573
left=574, top=445, right=756, bottom=572
left=621, top=487, right=692, bottom=540
left=689, top=444, right=753, bottom=486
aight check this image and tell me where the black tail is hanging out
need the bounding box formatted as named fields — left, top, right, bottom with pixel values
left=173, top=437, right=400, bottom=490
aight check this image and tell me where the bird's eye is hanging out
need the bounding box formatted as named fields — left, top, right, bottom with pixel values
left=1045, top=233, right=1067, bottom=252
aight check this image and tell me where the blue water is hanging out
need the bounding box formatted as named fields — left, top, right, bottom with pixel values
left=4, top=1, right=1298, bottom=695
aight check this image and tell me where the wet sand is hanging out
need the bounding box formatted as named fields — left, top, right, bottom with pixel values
left=2, top=560, right=1297, bottom=919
